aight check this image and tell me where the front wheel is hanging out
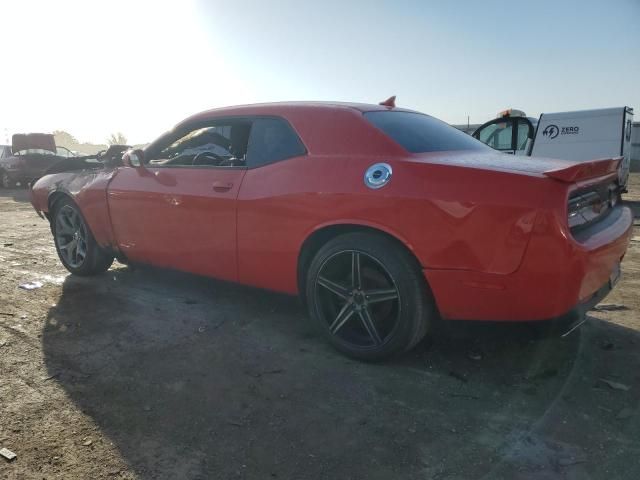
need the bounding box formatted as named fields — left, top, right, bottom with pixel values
left=52, top=197, right=114, bottom=275
left=306, top=232, right=434, bottom=361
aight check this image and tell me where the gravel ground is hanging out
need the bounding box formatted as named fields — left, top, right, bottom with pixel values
left=1, top=175, right=639, bottom=479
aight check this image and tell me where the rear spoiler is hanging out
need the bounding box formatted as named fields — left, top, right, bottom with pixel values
left=543, top=157, right=621, bottom=183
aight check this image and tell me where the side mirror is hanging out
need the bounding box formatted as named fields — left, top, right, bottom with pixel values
left=122, top=149, right=145, bottom=168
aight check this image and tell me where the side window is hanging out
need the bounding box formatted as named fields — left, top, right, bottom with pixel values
left=246, top=118, right=305, bottom=168
left=516, top=119, right=533, bottom=150
left=148, top=121, right=252, bottom=167
left=476, top=120, right=514, bottom=151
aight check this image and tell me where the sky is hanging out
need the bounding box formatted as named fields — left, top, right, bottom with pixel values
left=1, top=0, right=638, bottom=145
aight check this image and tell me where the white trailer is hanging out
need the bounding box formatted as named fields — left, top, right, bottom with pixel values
left=471, top=107, right=634, bottom=191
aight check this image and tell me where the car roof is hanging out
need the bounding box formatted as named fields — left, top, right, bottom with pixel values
left=145, top=101, right=415, bottom=157
left=180, top=101, right=417, bottom=126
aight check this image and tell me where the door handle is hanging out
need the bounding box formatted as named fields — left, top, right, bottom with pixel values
left=212, top=181, right=233, bottom=192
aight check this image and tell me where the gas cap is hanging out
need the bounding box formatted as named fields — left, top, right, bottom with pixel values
left=364, top=163, right=392, bottom=189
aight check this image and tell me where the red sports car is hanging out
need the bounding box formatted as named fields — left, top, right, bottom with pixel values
left=30, top=101, right=633, bottom=359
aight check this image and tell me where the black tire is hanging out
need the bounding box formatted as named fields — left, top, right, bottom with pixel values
left=306, top=232, right=434, bottom=361
left=1, top=170, right=14, bottom=189
left=51, top=197, right=114, bottom=276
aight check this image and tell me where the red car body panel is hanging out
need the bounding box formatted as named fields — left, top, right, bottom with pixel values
left=425, top=206, right=632, bottom=321
left=235, top=152, right=547, bottom=294
left=107, top=167, right=246, bottom=281
left=29, top=102, right=633, bottom=322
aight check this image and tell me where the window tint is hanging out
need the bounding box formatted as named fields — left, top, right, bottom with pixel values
left=148, top=121, right=251, bottom=167
left=246, top=118, right=305, bottom=168
left=365, top=111, right=490, bottom=153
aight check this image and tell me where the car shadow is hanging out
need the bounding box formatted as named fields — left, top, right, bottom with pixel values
left=41, top=266, right=640, bottom=479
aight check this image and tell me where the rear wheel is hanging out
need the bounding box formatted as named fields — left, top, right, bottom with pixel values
left=52, top=197, right=114, bottom=275
left=306, top=232, right=433, bottom=360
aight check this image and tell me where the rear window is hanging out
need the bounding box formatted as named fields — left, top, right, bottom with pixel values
left=364, top=111, right=490, bottom=153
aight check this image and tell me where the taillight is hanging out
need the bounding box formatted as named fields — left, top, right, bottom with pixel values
left=568, top=182, right=618, bottom=231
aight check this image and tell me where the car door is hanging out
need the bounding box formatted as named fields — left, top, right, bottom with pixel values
left=107, top=119, right=251, bottom=282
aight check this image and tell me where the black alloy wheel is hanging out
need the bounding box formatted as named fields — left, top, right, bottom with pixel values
left=51, top=197, right=114, bottom=275
left=306, top=232, right=433, bottom=360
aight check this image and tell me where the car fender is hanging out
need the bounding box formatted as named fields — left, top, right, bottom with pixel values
left=301, top=218, right=420, bottom=258
left=31, top=169, right=119, bottom=250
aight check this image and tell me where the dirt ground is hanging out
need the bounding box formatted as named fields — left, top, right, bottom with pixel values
left=1, top=176, right=639, bottom=480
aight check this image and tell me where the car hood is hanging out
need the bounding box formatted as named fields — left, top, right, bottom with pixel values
left=12, top=133, right=56, bottom=154
left=411, top=151, right=620, bottom=183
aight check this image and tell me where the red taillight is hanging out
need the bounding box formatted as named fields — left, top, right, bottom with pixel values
left=568, top=182, right=618, bottom=232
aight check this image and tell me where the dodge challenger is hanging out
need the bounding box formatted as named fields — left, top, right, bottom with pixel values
left=29, top=100, right=633, bottom=360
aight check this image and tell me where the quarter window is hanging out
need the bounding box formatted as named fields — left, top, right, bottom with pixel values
left=246, top=118, right=306, bottom=168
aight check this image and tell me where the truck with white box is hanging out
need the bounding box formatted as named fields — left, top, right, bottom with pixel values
left=472, top=107, right=634, bottom=191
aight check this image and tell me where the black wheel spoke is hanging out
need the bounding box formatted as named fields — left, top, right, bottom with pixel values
left=315, top=248, right=401, bottom=350
left=59, top=238, right=77, bottom=253
left=62, top=213, right=74, bottom=232
left=365, top=288, right=398, bottom=305
left=358, top=306, right=382, bottom=345
left=317, top=276, right=350, bottom=299
left=351, top=251, right=362, bottom=289
left=56, top=216, right=74, bottom=235
left=329, top=302, right=356, bottom=334
left=55, top=205, right=87, bottom=269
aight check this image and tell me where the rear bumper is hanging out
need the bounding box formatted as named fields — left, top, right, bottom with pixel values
left=425, top=205, right=633, bottom=322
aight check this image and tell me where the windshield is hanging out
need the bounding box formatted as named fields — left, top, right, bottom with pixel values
left=15, top=148, right=57, bottom=156
left=365, top=111, right=491, bottom=153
